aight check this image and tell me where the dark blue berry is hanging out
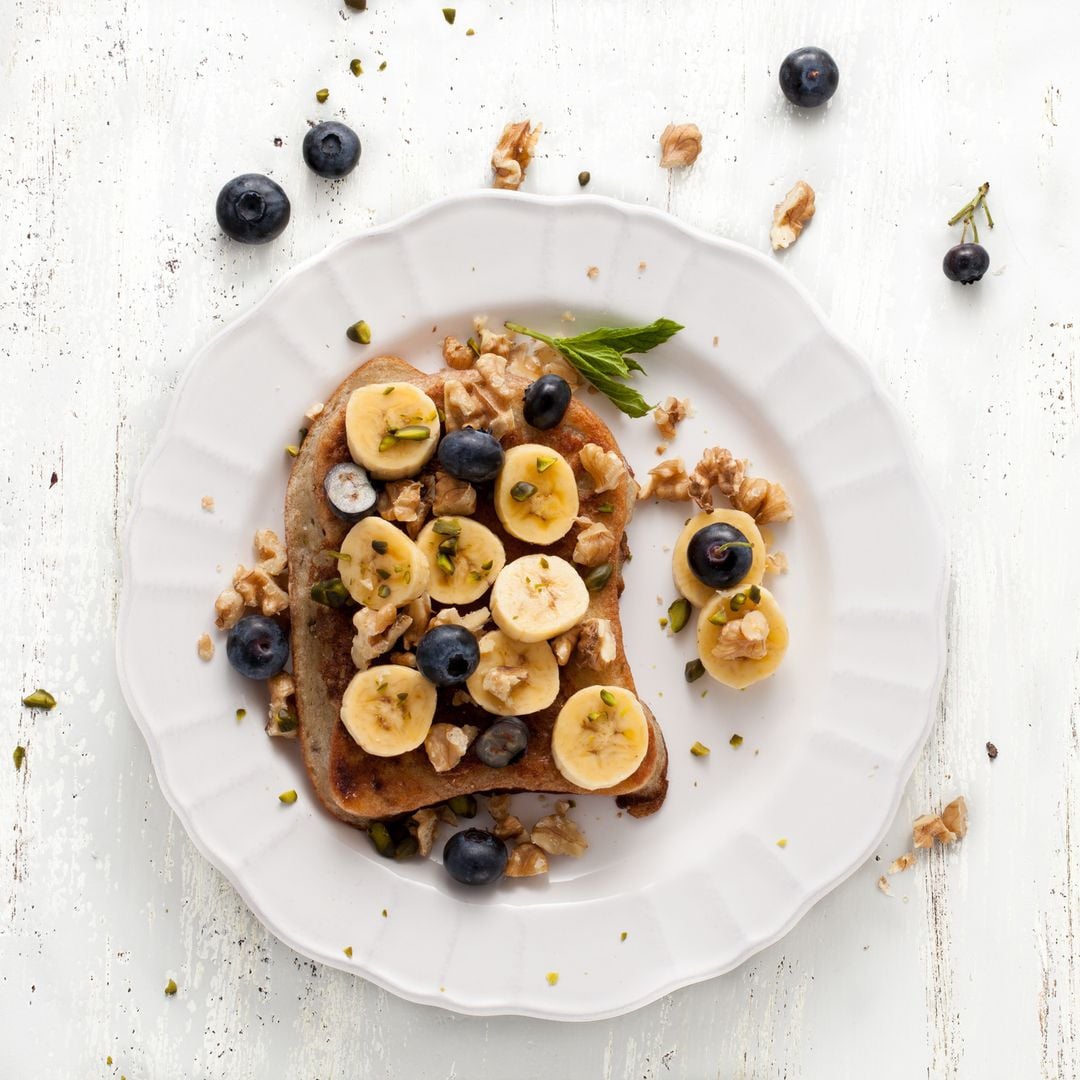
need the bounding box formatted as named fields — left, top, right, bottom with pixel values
left=303, top=121, right=362, bottom=179
left=324, top=462, right=378, bottom=522
left=415, top=625, right=480, bottom=687
left=943, top=243, right=990, bottom=285
left=687, top=523, right=754, bottom=590
left=474, top=717, right=529, bottom=768
left=215, top=174, right=291, bottom=245
left=523, top=374, right=572, bottom=430
left=779, top=47, right=839, bottom=108
left=436, top=428, right=504, bottom=483
left=443, top=829, right=507, bottom=886
left=226, top=615, right=290, bottom=679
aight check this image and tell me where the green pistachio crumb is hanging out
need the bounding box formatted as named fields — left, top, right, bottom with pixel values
left=690, top=741, right=710, bottom=757
left=311, top=577, right=350, bottom=609
left=447, top=794, right=477, bottom=818
left=372, top=539, right=389, bottom=555
left=729, top=734, right=743, bottom=748
left=378, top=60, right=387, bottom=71
left=13, top=745, right=26, bottom=771
left=326, top=549, right=352, bottom=562
left=235, top=708, right=247, bottom=722
left=315, top=88, right=329, bottom=103
left=510, top=481, right=538, bottom=501
left=749, top=584, right=762, bottom=604
left=346, top=320, right=372, bottom=344
left=433, top=518, right=461, bottom=537
left=546, top=971, right=559, bottom=986
left=21, top=689, right=56, bottom=710
left=730, top=592, right=747, bottom=612
left=468, top=571, right=483, bottom=582
left=394, top=836, right=419, bottom=860
left=442, top=7, right=456, bottom=24
left=540, top=556, right=549, bottom=569
left=378, top=434, right=397, bottom=452
left=658, top=617, right=668, bottom=629
left=276, top=711, right=298, bottom=733
left=684, top=658, right=706, bottom=683
left=436, top=552, right=455, bottom=576
left=583, top=563, right=613, bottom=591
left=343, top=945, right=353, bottom=957
left=381, top=908, right=388, bottom=917
left=708, top=607, right=728, bottom=625
left=596, top=502, right=614, bottom=513
left=578, top=171, right=591, bottom=187
left=600, top=688, right=616, bottom=707
left=107, top=1058, right=113, bottom=1066
left=480, top=559, right=494, bottom=571
left=278, top=789, right=298, bottom=804
left=164, top=979, right=178, bottom=996
left=667, top=597, right=691, bottom=634
left=350, top=58, right=363, bottom=76
left=776, top=838, right=788, bottom=849
left=620, top=931, right=627, bottom=942
left=376, top=568, right=391, bottom=580
left=393, top=424, right=432, bottom=441
left=536, top=456, right=556, bottom=472
left=465, top=27, right=475, bottom=35
left=376, top=584, right=391, bottom=599
left=284, top=439, right=301, bottom=453
left=369, top=822, right=394, bottom=857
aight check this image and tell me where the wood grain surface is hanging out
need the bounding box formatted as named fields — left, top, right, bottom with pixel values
left=1, top=0, right=1076, bottom=1076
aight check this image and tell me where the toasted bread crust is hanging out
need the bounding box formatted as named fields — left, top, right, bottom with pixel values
left=287, top=356, right=668, bottom=825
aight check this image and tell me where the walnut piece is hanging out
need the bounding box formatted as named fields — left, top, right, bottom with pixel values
left=411, top=808, right=440, bottom=857
left=471, top=353, right=516, bottom=440
left=551, top=627, right=580, bottom=666
left=770, top=180, right=816, bottom=251
left=572, top=516, right=616, bottom=567
left=233, top=565, right=289, bottom=617
left=450, top=689, right=474, bottom=707
left=765, top=550, right=790, bottom=575
left=889, top=852, right=916, bottom=874
left=196, top=633, right=214, bottom=661
left=659, top=123, right=703, bottom=168
left=424, top=723, right=477, bottom=773
left=731, top=475, right=793, bottom=524
left=253, top=528, right=287, bottom=575
left=489, top=795, right=526, bottom=841
left=433, top=469, right=476, bottom=516
left=711, top=610, right=770, bottom=661
left=941, top=796, right=968, bottom=839
left=579, top=443, right=626, bottom=494
left=402, top=595, right=432, bottom=649
left=351, top=605, right=413, bottom=669
left=912, top=813, right=957, bottom=849
left=442, top=336, right=476, bottom=370
left=653, top=396, right=691, bottom=440
left=482, top=663, right=530, bottom=707
left=507, top=341, right=583, bottom=390
left=429, top=606, right=490, bottom=635
left=378, top=480, right=424, bottom=524
left=531, top=812, right=588, bottom=857
left=488, top=794, right=513, bottom=821
left=201, top=495, right=215, bottom=512
left=586, top=265, right=599, bottom=280
left=491, top=119, right=542, bottom=190
left=688, top=447, right=747, bottom=512
left=575, top=618, right=617, bottom=670
left=389, top=651, right=418, bottom=669
left=877, top=875, right=891, bottom=896
left=505, top=842, right=549, bottom=878
left=304, top=401, right=325, bottom=422
left=638, top=458, right=691, bottom=501
left=214, top=586, right=245, bottom=630
left=266, top=672, right=298, bottom=739
left=443, top=378, right=486, bottom=431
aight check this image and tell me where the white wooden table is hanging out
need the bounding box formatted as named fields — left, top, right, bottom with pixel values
left=2, top=1, right=1076, bottom=1076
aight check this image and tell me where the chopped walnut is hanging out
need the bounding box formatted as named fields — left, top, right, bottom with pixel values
left=731, top=475, right=793, bottom=524
left=877, top=875, right=891, bottom=895
left=586, top=265, right=599, bottom=280
left=471, top=353, right=516, bottom=440
left=351, top=605, right=413, bottom=669
left=491, top=119, right=542, bottom=190
left=402, top=595, right=432, bottom=649
left=476, top=323, right=515, bottom=358
left=770, top=180, right=816, bottom=251
left=450, top=689, right=474, bottom=707
left=653, top=396, right=691, bottom=439
left=488, top=794, right=513, bottom=821
left=433, top=469, right=476, bottom=516
left=424, top=723, right=477, bottom=772
left=531, top=812, right=588, bottom=857
left=912, top=813, right=957, bottom=849
left=443, top=378, right=486, bottom=431
left=638, top=458, right=691, bottom=501
left=579, top=443, right=626, bottom=494
left=197, top=633, right=214, bottom=661
left=482, top=663, right=530, bottom=707
left=429, top=606, right=490, bottom=635
left=572, top=516, right=616, bottom=567
left=304, top=401, right=325, bottom=422
left=253, top=529, right=287, bottom=575
left=389, top=651, right=418, bottom=669
left=889, top=852, right=916, bottom=874
left=711, top=610, right=770, bottom=661
left=688, top=447, right=747, bottom=512
left=214, top=586, right=245, bottom=630
left=378, top=480, right=424, bottom=524
left=506, top=342, right=582, bottom=389
left=438, top=804, right=459, bottom=826
left=266, top=672, right=298, bottom=739
left=941, top=796, right=968, bottom=839
left=442, top=336, right=476, bottom=370
left=659, top=123, right=703, bottom=168
left=488, top=795, right=526, bottom=840
left=411, top=808, right=440, bottom=857
left=765, top=550, right=790, bottom=575
left=505, top=842, right=549, bottom=877
left=551, top=627, right=580, bottom=666
left=201, top=495, right=215, bottom=512
left=233, top=565, right=290, bottom=617
left=575, top=618, right=617, bottom=670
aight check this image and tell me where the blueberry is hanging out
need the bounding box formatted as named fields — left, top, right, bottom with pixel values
left=324, top=461, right=378, bottom=522
left=436, top=428, right=504, bottom=484
left=226, top=615, right=290, bottom=679
left=302, top=121, right=362, bottom=179
left=942, top=243, right=990, bottom=285
left=415, top=625, right=480, bottom=687
left=779, top=47, right=839, bottom=108
left=443, top=828, right=507, bottom=886
left=687, top=522, right=754, bottom=589
left=215, top=174, right=291, bottom=245
left=523, top=374, right=572, bottom=430
left=474, top=717, right=529, bottom=768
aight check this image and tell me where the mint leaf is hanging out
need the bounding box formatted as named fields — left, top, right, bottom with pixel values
left=560, top=318, right=684, bottom=355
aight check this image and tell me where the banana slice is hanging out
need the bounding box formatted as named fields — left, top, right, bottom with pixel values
left=340, top=665, right=437, bottom=756
left=696, top=585, right=789, bottom=689
left=494, top=444, right=579, bottom=545
left=672, top=509, right=766, bottom=608
left=490, top=554, right=589, bottom=643
left=345, top=382, right=441, bottom=480
left=416, top=517, right=506, bottom=605
left=465, top=630, right=560, bottom=716
left=551, top=686, right=650, bottom=791
left=338, top=517, right=430, bottom=609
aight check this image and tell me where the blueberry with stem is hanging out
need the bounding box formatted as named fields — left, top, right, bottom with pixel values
left=944, top=182, right=993, bottom=285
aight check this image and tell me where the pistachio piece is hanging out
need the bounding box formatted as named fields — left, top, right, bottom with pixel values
left=690, top=741, right=710, bottom=756
left=278, top=789, right=298, bottom=804
left=582, top=563, right=613, bottom=591
left=510, top=481, right=538, bottom=501
left=311, top=577, right=350, bottom=609
left=346, top=319, right=372, bottom=344
left=21, top=689, right=56, bottom=710
left=667, top=597, right=691, bottom=634
left=684, top=658, right=706, bottom=682
left=447, top=794, right=477, bottom=818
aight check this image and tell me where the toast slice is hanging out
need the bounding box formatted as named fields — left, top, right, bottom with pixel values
left=287, top=356, right=668, bottom=826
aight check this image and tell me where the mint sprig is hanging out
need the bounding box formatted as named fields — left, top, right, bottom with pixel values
left=504, top=317, right=684, bottom=418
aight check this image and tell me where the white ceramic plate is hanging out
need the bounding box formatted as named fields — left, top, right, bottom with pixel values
left=117, top=191, right=946, bottom=1021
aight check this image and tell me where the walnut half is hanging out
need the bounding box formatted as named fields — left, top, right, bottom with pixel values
left=505, top=843, right=549, bottom=878
left=659, top=123, right=703, bottom=168
left=770, top=180, right=816, bottom=251
left=492, top=120, right=542, bottom=190
left=531, top=811, right=588, bottom=857
left=424, top=723, right=478, bottom=773
left=711, top=610, right=770, bottom=661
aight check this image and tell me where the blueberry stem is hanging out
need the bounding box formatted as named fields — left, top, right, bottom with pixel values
left=948, top=182, right=992, bottom=230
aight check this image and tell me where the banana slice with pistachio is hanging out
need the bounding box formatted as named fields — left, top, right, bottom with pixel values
left=345, top=382, right=441, bottom=480
left=696, top=584, right=789, bottom=689
left=465, top=630, right=560, bottom=716
left=490, top=553, right=590, bottom=643
left=494, top=444, right=579, bottom=545
left=672, top=509, right=766, bottom=608
left=338, top=517, right=430, bottom=608
left=416, top=517, right=506, bottom=605
left=551, top=686, right=650, bottom=790
left=340, top=665, right=437, bottom=756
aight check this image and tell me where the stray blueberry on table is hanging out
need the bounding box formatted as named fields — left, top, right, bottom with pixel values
left=303, top=121, right=362, bottom=179
left=443, top=828, right=507, bottom=885
left=779, top=47, right=839, bottom=108
left=944, top=182, right=994, bottom=285
left=215, top=174, right=291, bottom=245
